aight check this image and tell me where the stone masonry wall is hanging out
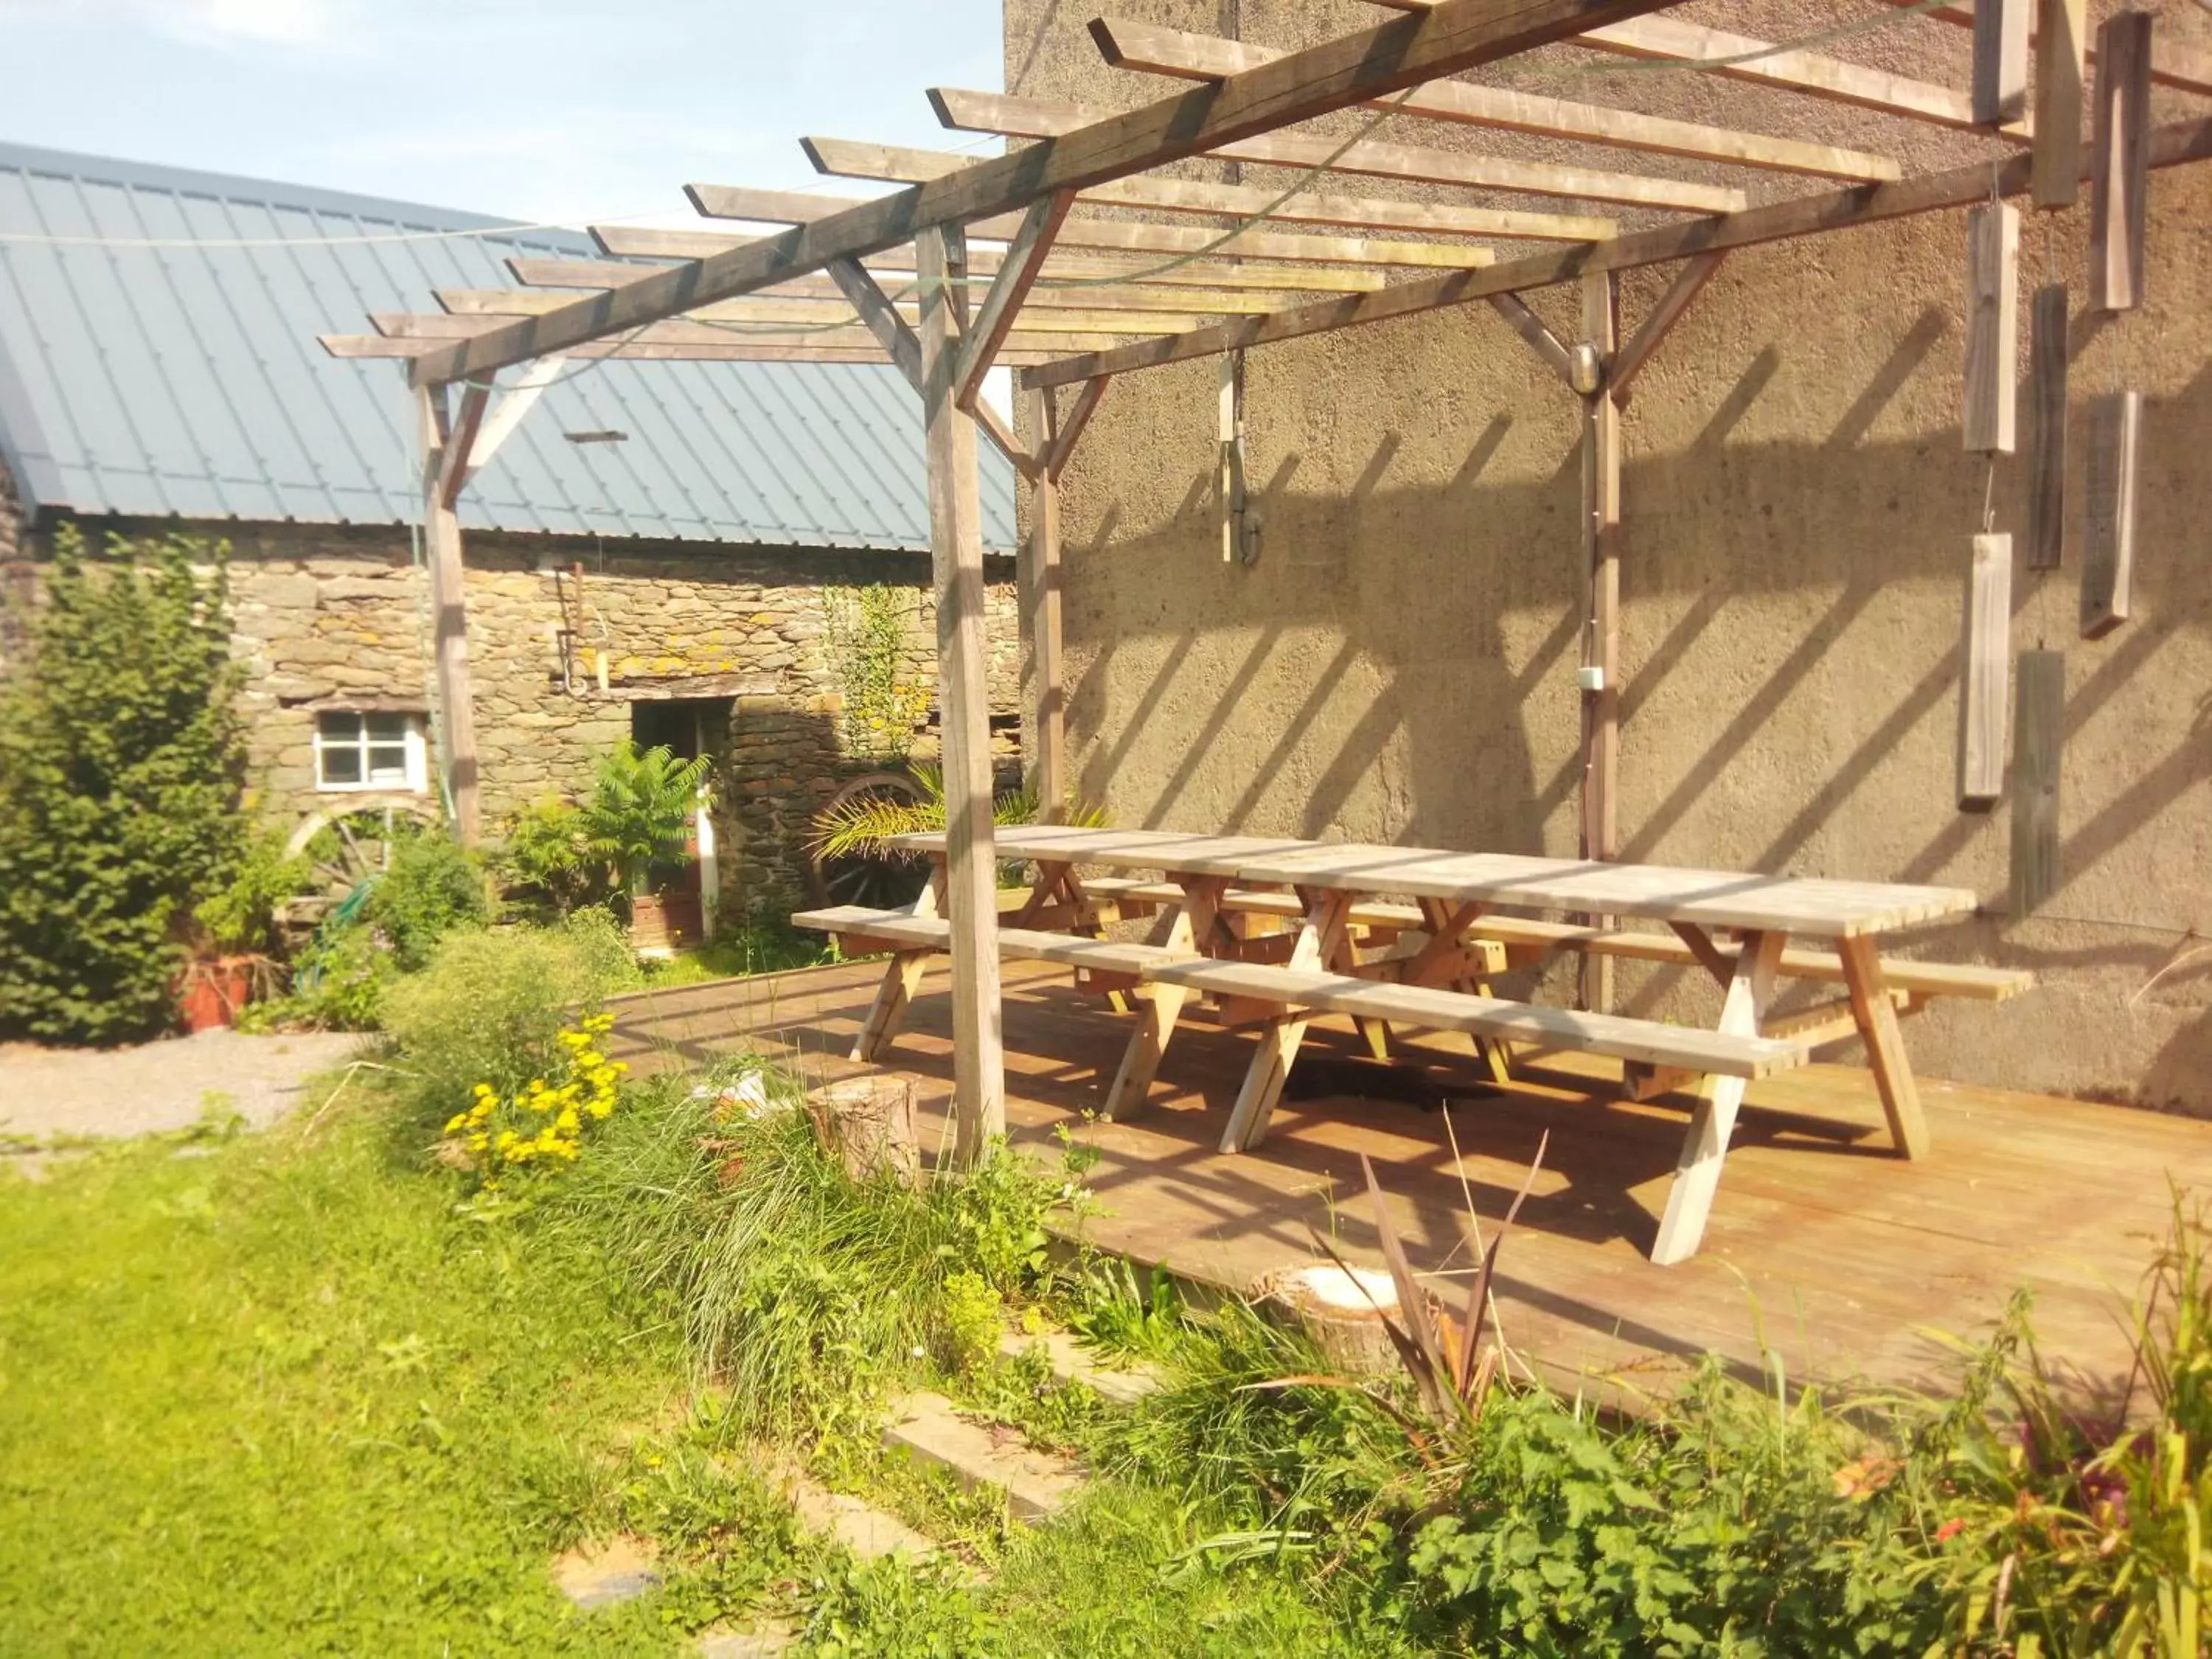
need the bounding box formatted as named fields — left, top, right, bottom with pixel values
left=14, top=515, right=1021, bottom=917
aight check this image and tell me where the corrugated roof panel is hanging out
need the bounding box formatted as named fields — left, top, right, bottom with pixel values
left=0, top=141, right=1018, bottom=552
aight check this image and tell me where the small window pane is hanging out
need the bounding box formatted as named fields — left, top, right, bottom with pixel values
left=365, top=712, right=408, bottom=742
left=319, top=712, right=366, bottom=743
left=320, top=746, right=363, bottom=785
left=364, top=745, right=410, bottom=784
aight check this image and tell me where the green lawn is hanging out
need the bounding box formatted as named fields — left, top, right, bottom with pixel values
left=0, top=1088, right=1413, bottom=1658
left=0, top=1109, right=706, bottom=1655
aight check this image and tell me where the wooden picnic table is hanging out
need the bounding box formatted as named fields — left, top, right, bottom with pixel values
left=820, top=826, right=1989, bottom=1263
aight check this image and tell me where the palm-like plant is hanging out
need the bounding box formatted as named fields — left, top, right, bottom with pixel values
left=808, top=762, right=1103, bottom=863
left=581, top=741, right=711, bottom=898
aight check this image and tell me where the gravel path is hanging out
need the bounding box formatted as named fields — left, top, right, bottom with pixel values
left=0, top=1029, right=366, bottom=1141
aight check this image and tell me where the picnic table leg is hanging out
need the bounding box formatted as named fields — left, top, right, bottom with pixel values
left=1102, top=877, right=1220, bottom=1121
left=1413, top=898, right=1513, bottom=1085
left=1650, top=929, right=1784, bottom=1266
left=1837, top=935, right=1932, bottom=1160
left=850, top=874, right=942, bottom=1062
left=1219, top=888, right=1352, bottom=1154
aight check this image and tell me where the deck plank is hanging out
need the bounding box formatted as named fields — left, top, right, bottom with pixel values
left=606, top=961, right=2211, bottom=1405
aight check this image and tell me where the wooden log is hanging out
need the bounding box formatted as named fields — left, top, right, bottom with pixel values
left=2036, top=0, right=2090, bottom=206
left=2079, top=391, right=2141, bottom=638
left=1963, top=203, right=2020, bottom=455
left=918, top=227, right=1006, bottom=1164
left=806, top=1074, right=920, bottom=1187
left=2010, top=650, right=2065, bottom=917
left=2090, top=10, right=2153, bottom=314
left=1975, top=0, right=2030, bottom=125
left=1958, top=533, right=2014, bottom=810
left=2026, top=283, right=2068, bottom=570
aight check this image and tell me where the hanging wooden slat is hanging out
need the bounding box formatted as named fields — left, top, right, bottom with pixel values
left=2010, top=650, right=2065, bottom=916
left=2027, top=284, right=2069, bottom=570
left=1958, top=534, right=2014, bottom=810
left=2079, top=391, right=2141, bottom=638
left=1964, top=203, right=2020, bottom=455
left=2090, top=10, right=2154, bottom=314
left=2034, top=0, right=2090, bottom=206
left=1975, top=0, right=2031, bottom=125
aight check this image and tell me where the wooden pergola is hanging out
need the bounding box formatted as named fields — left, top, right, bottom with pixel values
left=322, top=0, right=2211, bottom=1166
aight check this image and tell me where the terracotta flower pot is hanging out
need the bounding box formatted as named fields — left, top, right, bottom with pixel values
left=178, top=955, right=255, bottom=1033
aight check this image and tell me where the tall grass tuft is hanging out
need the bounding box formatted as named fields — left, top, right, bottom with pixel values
left=543, top=1068, right=1054, bottom=1439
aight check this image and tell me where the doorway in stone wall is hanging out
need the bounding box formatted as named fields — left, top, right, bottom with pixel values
left=629, top=697, right=731, bottom=945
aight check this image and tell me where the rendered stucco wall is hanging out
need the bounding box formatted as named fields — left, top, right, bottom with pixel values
left=1008, top=0, right=2212, bottom=1109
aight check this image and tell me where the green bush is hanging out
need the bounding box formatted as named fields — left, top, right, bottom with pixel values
left=493, top=797, right=611, bottom=919
left=0, top=526, right=246, bottom=1043
left=378, top=911, right=639, bottom=1131
left=363, top=824, right=491, bottom=971
left=581, top=741, right=709, bottom=900
left=191, top=828, right=310, bottom=956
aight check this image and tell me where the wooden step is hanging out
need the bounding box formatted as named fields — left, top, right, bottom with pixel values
left=1143, top=957, right=1805, bottom=1079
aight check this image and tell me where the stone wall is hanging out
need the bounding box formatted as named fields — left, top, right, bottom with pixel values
left=15, top=515, right=1021, bottom=916
left=1011, top=0, right=2212, bottom=1112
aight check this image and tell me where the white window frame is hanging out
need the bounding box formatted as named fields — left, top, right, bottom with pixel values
left=312, top=709, right=429, bottom=794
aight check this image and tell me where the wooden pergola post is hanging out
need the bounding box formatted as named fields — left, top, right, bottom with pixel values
left=1578, top=271, right=1622, bottom=1012
left=918, top=223, right=1006, bottom=1163
left=414, top=383, right=482, bottom=844
left=1023, top=386, right=1065, bottom=818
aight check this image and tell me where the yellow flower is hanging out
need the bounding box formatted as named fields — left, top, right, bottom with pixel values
left=442, top=1113, right=466, bottom=1133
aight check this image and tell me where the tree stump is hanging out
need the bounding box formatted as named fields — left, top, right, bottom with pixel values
left=806, top=1074, right=921, bottom=1189
left=1255, top=1263, right=1414, bottom=1377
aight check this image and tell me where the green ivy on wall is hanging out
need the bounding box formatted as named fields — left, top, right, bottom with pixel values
left=819, top=583, right=928, bottom=763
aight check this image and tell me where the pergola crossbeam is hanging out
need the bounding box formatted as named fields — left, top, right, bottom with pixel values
left=578, top=237, right=1405, bottom=294
left=955, top=190, right=1074, bottom=414
left=1021, top=112, right=2212, bottom=389
left=1609, top=250, right=1725, bottom=400
left=1488, top=292, right=1575, bottom=382
left=700, top=175, right=1502, bottom=271
left=1870, top=0, right=2212, bottom=98
left=923, top=87, right=1750, bottom=214
left=403, top=0, right=1685, bottom=387
left=1093, top=15, right=1902, bottom=181
left=808, top=133, right=1615, bottom=242
left=1364, top=0, right=2026, bottom=137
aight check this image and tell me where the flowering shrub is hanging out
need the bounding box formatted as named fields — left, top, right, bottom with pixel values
left=441, top=1013, right=626, bottom=1188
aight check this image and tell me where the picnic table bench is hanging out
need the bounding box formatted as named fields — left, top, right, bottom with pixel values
left=796, top=826, right=2027, bottom=1264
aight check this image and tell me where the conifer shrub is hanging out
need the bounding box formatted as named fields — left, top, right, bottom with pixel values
left=0, top=526, right=246, bottom=1043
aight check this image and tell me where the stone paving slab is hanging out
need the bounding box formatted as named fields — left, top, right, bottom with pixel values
left=880, top=1391, right=1084, bottom=1521
left=995, top=1326, right=1163, bottom=1407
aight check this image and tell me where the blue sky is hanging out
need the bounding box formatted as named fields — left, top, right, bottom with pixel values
left=0, top=0, right=1006, bottom=226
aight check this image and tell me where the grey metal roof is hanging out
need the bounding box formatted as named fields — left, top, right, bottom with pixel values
left=0, top=140, right=1017, bottom=552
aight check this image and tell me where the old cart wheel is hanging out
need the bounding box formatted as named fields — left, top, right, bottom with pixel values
left=807, top=772, right=931, bottom=913
left=276, top=798, right=442, bottom=932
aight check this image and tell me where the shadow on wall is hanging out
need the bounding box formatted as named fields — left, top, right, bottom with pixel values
left=1057, top=347, right=2212, bottom=1007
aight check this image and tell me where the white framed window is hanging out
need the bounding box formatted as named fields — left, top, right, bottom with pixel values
left=313, top=710, right=428, bottom=793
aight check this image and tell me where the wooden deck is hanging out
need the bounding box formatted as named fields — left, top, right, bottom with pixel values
left=606, top=958, right=2212, bottom=1408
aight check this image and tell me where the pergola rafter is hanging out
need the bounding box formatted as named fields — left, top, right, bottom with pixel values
left=315, top=0, right=2212, bottom=1161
